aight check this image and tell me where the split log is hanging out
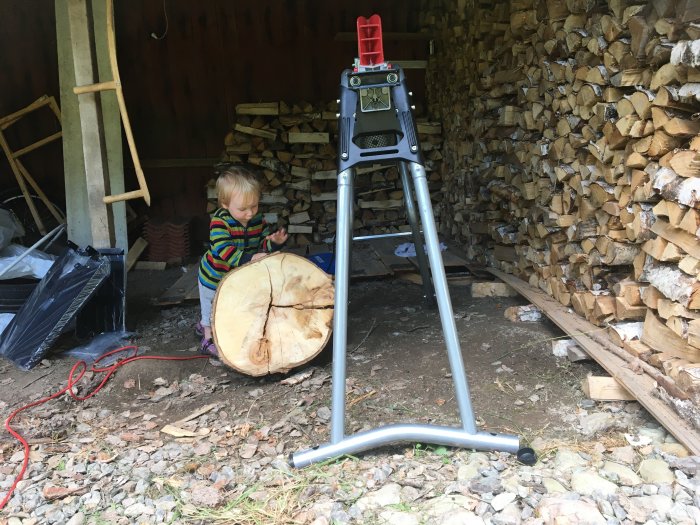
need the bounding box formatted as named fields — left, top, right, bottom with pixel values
left=669, top=150, right=700, bottom=177
left=642, top=310, right=700, bottom=361
left=212, top=252, right=334, bottom=376
left=642, top=258, right=700, bottom=309
left=690, top=319, right=700, bottom=349
left=652, top=167, right=700, bottom=208
left=651, top=219, right=700, bottom=260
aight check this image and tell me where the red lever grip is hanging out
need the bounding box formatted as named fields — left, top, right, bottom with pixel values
left=356, top=14, right=384, bottom=66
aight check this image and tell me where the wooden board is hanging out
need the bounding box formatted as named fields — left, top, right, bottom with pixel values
left=489, top=268, right=700, bottom=455
left=464, top=263, right=497, bottom=280
left=126, top=237, right=148, bottom=272
left=135, top=261, right=166, bottom=271
left=366, top=237, right=416, bottom=273
left=157, top=264, right=199, bottom=305
left=582, top=376, right=636, bottom=401
left=408, top=246, right=469, bottom=273
left=350, top=243, right=392, bottom=279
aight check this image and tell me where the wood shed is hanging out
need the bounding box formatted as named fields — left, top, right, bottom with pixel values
left=1, top=0, right=699, bottom=449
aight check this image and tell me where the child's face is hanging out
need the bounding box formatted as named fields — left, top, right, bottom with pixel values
left=223, top=191, right=259, bottom=226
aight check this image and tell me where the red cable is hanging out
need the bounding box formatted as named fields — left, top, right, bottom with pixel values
left=0, top=346, right=209, bottom=510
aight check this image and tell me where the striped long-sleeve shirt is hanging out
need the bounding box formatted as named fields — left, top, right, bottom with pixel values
left=198, top=208, right=278, bottom=290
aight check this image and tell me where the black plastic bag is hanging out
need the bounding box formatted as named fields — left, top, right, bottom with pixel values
left=0, top=246, right=110, bottom=370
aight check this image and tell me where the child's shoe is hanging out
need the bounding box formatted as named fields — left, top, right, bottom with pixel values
left=199, top=337, right=218, bottom=357
left=194, top=321, right=204, bottom=338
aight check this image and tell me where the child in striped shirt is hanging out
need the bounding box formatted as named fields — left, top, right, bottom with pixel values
left=197, top=166, right=288, bottom=356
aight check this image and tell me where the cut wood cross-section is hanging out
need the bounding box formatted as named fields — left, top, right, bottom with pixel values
left=212, top=252, right=334, bottom=376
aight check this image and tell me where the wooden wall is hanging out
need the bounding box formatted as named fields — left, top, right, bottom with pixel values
left=0, top=0, right=425, bottom=221
left=116, top=0, right=425, bottom=161
left=0, top=0, right=62, bottom=201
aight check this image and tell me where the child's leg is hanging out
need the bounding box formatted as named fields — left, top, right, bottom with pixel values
left=198, top=281, right=216, bottom=341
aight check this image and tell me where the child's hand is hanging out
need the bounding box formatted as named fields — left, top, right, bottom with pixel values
left=266, top=228, right=289, bottom=245
left=251, top=253, right=267, bottom=262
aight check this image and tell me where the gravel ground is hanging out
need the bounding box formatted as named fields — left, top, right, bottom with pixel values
left=0, top=268, right=698, bottom=524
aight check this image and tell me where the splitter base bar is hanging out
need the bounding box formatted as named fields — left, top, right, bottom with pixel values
left=291, top=424, right=520, bottom=468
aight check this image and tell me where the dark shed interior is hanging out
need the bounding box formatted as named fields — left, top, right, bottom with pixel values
left=0, top=0, right=426, bottom=234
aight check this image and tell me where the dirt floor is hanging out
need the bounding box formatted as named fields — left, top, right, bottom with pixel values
left=0, top=260, right=632, bottom=453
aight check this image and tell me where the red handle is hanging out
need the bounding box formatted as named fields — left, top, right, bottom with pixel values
left=356, top=14, right=384, bottom=66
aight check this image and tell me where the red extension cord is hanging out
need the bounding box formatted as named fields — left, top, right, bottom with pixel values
left=0, top=346, right=210, bottom=511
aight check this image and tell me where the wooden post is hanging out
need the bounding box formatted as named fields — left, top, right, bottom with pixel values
left=66, top=0, right=115, bottom=248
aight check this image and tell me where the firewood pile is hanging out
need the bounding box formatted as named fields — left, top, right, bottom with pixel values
left=212, top=101, right=444, bottom=247
left=422, top=0, right=700, bottom=407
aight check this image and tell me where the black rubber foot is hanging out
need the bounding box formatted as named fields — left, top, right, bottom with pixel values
left=516, top=447, right=537, bottom=465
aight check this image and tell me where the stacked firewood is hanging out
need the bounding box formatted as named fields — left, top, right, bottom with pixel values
left=422, top=0, right=700, bottom=403
left=213, top=101, right=444, bottom=247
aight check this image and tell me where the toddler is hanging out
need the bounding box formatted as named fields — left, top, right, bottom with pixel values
left=197, top=166, right=288, bottom=356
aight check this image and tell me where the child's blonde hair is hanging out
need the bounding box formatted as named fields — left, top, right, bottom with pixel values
left=216, top=166, right=262, bottom=207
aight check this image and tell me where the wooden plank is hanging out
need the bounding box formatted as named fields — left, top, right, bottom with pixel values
left=234, top=123, right=277, bottom=140
left=408, top=247, right=468, bottom=272
left=582, top=376, right=636, bottom=401
left=141, top=158, right=220, bottom=168
left=157, top=264, right=199, bottom=305
left=288, top=132, right=329, bottom=144
left=350, top=244, right=392, bottom=279
left=488, top=268, right=700, bottom=455
left=11, top=131, right=62, bottom=158
left=136, top=261, right=167, bottom=271
left=0, top=95, right=52, bottom=127
left=366, top=237, right=415, bottom=273
left=464, top=263, right=497, bottom=280
left=393, top=60, right=428, bottom=69
left=235, top=102, right=279, bottom=115
left=126, top=237, right=148, bottom=271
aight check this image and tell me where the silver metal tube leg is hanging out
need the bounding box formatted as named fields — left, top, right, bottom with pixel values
left=399, top=161, right=434, bottom=306
left=291, top=424, right=519, bottom=468
left=408, top=162, right=477, bottom=433
left=330, top=168, right=355, bottom=444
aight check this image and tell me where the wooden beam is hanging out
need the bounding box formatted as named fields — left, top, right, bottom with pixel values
left=488, top=268, right=700, bottom=455
left=393, top=60, right=428, bottom=69
left=141, top=157, right=220, bottom=168
left=126, top=237, right=148, bottom=271
left=67, top=0, right=114, bottom=248
left=0, top=95, right=52, bottom=127
left=11, top=132, right=62, bottom=158
left=235, top=102, right=279, bottom=116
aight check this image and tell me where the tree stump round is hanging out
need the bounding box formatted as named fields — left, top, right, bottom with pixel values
left=212, top=252, right=334, bottom=376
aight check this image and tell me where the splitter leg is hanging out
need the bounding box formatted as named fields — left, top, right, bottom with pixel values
left=407, top=161, right=477, bottom=433
left=399, top=161, right=434, bottom=307
left=330, top=167, right=355, bottom=444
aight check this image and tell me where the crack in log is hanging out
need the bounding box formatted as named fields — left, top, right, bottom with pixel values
left=259, top=264, right=273, bottom=373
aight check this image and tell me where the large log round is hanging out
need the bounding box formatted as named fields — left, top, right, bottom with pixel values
left=212, top=252, right=334, bottom=376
